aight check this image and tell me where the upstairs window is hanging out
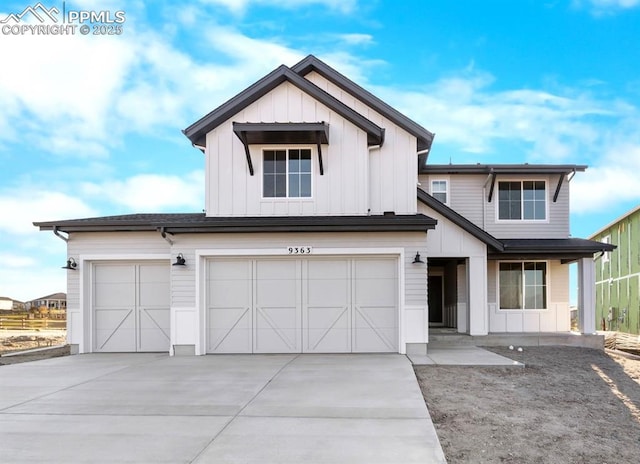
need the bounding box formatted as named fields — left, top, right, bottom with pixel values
left=499, top=261, right=547, bottom=310
left=498, top=181, right=546, bottom=220
left=431, top=179, right=449, bottom=204
left=263, top=148, right=312, bottom=198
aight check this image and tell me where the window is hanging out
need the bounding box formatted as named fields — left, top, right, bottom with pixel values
left=431, top=179, right=448, bottom=204
left=263, top=148, right=312, bottom=198
left=498, top=181, right=546, bottom=220
left=499, top=262, right=547, bottom=310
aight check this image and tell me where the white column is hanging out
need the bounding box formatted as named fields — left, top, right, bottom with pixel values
left=577, top=257, right=596, bottom=334
left=468, top=256, right=488, bottom=335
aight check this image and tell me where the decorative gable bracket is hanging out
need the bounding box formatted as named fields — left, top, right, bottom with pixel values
left=232, top=122, right=330, bottom=176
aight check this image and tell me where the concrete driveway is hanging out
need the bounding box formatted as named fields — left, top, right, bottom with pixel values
left=0, top=353, right=445, bottom=463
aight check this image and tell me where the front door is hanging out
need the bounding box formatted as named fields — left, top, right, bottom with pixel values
left=428, top=274, right=444, bottom=326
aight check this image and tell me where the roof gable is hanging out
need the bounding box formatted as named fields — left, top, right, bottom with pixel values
left=417, top=187, right=504, bottom=251
left=291, top=55, right=434, bottom=153
left=183, top=62, right=385, bottom=148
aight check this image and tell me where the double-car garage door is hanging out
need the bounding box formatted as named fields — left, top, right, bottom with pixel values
left=207, top=257, right=398, bottom=353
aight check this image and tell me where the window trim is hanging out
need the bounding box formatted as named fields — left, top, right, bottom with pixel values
left=430, top=177, right=449, bottom=205
left=495, top=179, right=549, bottom=223
left=261, top=146, right=314, bottom=200
left=497, top=260, right=549, bottom=311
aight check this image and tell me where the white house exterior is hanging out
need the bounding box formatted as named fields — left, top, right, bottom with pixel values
left=35, top=55, right=613, bottom=355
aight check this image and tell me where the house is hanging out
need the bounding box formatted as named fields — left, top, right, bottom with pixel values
left=26, top=292, right=67, bottom=316
left=0, top=296, right=25, bottom=312
left=34, top=55, right=614, bottom=355
left=589, top=205, right=640, bottom=334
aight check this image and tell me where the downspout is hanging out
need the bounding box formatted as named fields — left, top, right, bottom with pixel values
left=52, top=226, right=68, bottom=243
left=367, top=145, right=381, bottom=215
left=482, top=170, right=494, bottom=230
left=159, top=227, right=174, bottom=246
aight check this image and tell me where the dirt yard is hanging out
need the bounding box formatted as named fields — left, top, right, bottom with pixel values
left=0, top=329, right=69, bottom=365
left=415, top=346, right=640, bottom=464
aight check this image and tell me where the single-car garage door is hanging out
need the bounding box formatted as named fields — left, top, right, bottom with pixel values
left=206, top=257, right=398, bottom=353
left=93, top=262, right=170, bottom=352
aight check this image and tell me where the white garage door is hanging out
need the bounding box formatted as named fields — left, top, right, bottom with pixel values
left=93, top=262, right=170, bottom=352
left=207, top=257, right=398, bottom=353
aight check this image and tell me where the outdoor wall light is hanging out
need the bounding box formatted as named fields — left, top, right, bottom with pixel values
left=173, top=253, right=186, bottom=266
left=412, top=252, right=425, bottom=264
left=62, top=258, right=77, bottom=270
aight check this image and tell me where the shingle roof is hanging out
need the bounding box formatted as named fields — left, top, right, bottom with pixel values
left=420, top=164, right=587, bottom=175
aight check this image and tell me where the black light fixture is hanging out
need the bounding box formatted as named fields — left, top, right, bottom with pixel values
left=62, top=258, right=77, bottom=270
left=173, top=253, right=186, bottom=266
left=412, top=252, right=425, bottom=264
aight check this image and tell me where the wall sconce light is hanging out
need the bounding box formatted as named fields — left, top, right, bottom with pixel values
left=412, top=252, right=425, bottom=264
left=173, top=253, right=186, bottom=266
left=62, top=258, right=77, bottom=270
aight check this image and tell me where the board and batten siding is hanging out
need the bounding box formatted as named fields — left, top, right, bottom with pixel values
left=488, top=260, right=570, bottom=332
left=419, top=174, right=571, bottom=239
left=206, top=83, right=367, bottom=218
left=305, top=71, right=417, bottom=216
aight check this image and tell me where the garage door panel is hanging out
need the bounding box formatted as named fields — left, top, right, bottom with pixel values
left=255, top=307, right=300, bottom=353
left=95, top=308, right=136, bottom=352
left=208, top=307, right=252, bottom=353
left=304, top=306, right=350, bottom=352
left=139, top=308, right=170, bottom=352
left=353, top=306, right=397, bottom=352
left=207, top=259, right=253, bottom=353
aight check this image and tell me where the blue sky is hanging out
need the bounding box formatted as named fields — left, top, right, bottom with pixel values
left=1, top=0, right=640, bottom=301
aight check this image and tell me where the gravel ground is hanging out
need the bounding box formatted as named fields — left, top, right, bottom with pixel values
left=415, top=346, right=640, bottom=464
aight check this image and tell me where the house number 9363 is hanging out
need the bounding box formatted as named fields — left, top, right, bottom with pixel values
left=287, top=246, right=312, bottom=254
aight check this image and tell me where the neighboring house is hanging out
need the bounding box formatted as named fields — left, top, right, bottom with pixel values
left=0, top=296, right=25, bottom=312
left=26, top=292, right=67, bottom=312
left=34, top=55, right=613, bottom=355
left=589, top=205, right=640, bottom=335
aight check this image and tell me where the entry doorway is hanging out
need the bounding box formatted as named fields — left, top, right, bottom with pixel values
left=428, top=273, right=444, bottom=326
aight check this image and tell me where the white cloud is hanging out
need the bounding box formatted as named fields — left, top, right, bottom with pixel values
left=81, top=170, right=205, bottom=211
left=0, top=191, right=97, bottom=235
left=573, top=0, right=640, bottom=14
left=198, top=0, right=358, bottom=15
left=336, top=33, right=374, bottom=46
left=375, top=71, right=630, bottom=159
left=571, top=144, right=640, bottom=213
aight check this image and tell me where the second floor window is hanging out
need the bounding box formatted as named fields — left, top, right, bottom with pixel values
left=431, top=180, right=448, bottom=204
left=498, top=181, right=546, bottom=220
left=263, top=148, right=312, bottom=198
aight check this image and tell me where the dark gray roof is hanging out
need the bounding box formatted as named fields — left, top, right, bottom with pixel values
left=420, top=164, right=588, bottom=175
left=491, top=238, right=616, bottom=262
left=232, top=122, right=329, bottom=145
left=291, top=55, right=434, bottom=153
left=183, top=63, right=385, bottom=148
left=34, top=213, right=437, bottom=234
left=500, top=238, right=616, bottom=254
left=417, top=188, right=504, bottom=251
